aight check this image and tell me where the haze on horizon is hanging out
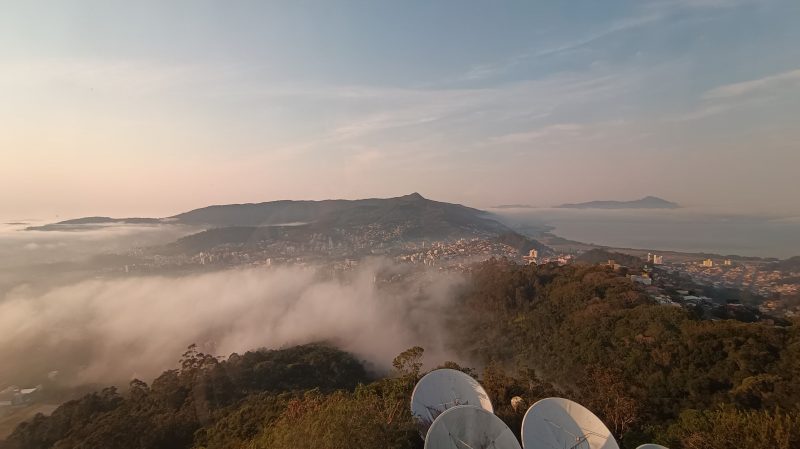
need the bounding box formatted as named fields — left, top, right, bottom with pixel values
left=2, top=0, right=799, bottom=219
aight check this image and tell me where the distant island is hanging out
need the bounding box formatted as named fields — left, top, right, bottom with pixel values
left=26, top=216, right=160, bottom=231
left=556, top=196, right=680, bottom=210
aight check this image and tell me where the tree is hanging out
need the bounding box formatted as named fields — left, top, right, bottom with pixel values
left=579, top=367, right=640, bottom=438
left=393, top=346, right=424, bottom=380
left=664, top=407, right=800, bottom=449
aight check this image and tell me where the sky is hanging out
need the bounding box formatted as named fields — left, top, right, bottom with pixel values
left=1, top=0, right=799, bottom=219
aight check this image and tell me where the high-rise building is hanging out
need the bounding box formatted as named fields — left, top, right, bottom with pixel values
left=702, top=259, right=714, bottom=267
left=653, top=254, right=663, bottom=265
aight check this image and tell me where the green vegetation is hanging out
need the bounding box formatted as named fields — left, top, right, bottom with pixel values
left=576, top=248, right=643, bottom=268
left=453, top=259, right=800, bottom=447
left=663, top=407, right=800, bottom=449
left=494, top=231, right=551, bottom=256
left=2, top=345, right=367, bottom=449
left=4, top=261, right=799, bottom=449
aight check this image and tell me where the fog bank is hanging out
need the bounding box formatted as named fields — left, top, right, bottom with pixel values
left=0, top=259, right=465, bottom=387
left=0, top=222, right=198, bottom=270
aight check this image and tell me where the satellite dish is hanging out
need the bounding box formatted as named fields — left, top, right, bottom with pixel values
left=521, top=397, right=619, bottom=449
left=425, top=405, right=521, bottom=449
left=411, top=368, right=494, bottom=438
left=636, top=445, right=669, bottom=449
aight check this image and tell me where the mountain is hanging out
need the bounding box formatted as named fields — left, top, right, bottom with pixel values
left=169, top=192, right=508, bottom=237
left=556, top=196, right=680, bottom=209
left=161, top=193, right=548, bottom=255
left=26, top=194, right=549, bottom=254
left=28, top=193, right=511, bottom=238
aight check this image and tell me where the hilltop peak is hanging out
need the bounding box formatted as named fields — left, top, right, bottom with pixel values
left=401, top=192, right=426, bottom=200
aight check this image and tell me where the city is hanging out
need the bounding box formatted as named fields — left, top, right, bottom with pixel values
left=102, top=225, right=800, bottom=321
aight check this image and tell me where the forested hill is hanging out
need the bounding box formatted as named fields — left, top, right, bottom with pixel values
left=4, top=262, right=800, bottom=449
left=27, top=193, right=519, bottom=242
left=156, top=194, right=550, bottom=255
left=170, top=193, right=503, bottom=231
left=453, top=260, right=800, bottom=448
left=1, top=345, right=372, bottom=449
left=170, top=193, right=518, bottom=242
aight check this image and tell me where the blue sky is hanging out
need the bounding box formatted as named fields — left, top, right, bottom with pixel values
left=1, top=0, right=799, bottom=217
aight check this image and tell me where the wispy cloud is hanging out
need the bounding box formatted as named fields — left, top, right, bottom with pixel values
left=666, top=67, right=800, bottom=122
left=331, top=112, right=443, bottom=140
left=664, top=103, right=734, bottom=122
left=0, top=59, right=207, bottom=96
left=457, top=53, right=531, bottom=82
left=489, top=123, right=585, bottom=144
left=258, top=69, right=632, bottom=149
left=703, top=68, right=800, bottom=99
left=452, top=0, right=759, bottom=84
left=451, top=13, right=662, bottom=83
left=485, top=120, right=639, bottom=150
left=534, top=13, right=666, bottom=60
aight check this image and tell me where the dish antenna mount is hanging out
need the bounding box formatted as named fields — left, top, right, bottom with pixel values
left=411, top=368, right=494, bottom=438
left=521, top=397, right=620, bottom=449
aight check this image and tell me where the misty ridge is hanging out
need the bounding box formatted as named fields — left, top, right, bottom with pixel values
left=0, top=222, right=199, bottom=271
left=0, top=258, right=465, bottom=388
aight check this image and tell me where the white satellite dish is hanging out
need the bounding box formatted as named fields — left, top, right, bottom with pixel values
left=521, top=397, right=619, bottom=449
left=411, top=369, right=494, bottom=437
left=425, top=405, right=521, bottom=449
left=636, top=445, right=669, bottom=449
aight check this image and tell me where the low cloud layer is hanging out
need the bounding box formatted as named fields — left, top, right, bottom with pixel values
left=0, top=223, right=198, bottom=270
left=0, top=259, right=465, bottom=387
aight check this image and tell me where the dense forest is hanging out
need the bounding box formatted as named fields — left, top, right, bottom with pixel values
left=453, top=260, right=800, bottom=448
left=3, top=261, right=799, bottom=449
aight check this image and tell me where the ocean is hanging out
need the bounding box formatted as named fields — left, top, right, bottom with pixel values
left=493, top=208, right=800, bottom=259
